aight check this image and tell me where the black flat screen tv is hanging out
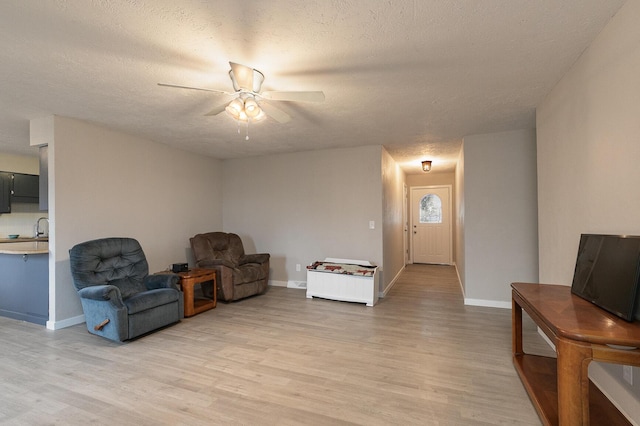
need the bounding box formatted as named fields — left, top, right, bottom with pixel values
left=571, top=234, right=640, bottom=322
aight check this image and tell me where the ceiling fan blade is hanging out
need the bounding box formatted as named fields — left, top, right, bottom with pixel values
left=203, top=102, right=229, bottom=116
left=260, top=103, right=291, bottom=123
left=157, top=83, right=231, bottom=95
left=261, top=91, right=325, bottom=102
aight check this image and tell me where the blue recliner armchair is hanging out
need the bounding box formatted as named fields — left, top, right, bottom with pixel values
left=69, top=237, right=183, bottom=342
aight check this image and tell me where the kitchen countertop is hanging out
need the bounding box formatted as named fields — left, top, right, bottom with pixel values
left=0, top=241, right=49, bottom=254
left=0, top=237, right=48, bottom=243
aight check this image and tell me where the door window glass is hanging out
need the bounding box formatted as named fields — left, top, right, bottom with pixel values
left=420, top=194, right=442, bottom=223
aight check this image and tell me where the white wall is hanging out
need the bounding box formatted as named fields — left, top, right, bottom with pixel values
left=455, top=147, right=465, bottom=293
left=0, top=153, right=39, bottom=173
left=462, top=129, right=538, bottom=307
left=537, top=0, right=640, bottom=418
left=381, top=147, right=406, bottom=292
left=222, top=145, right=384, bottom=287
left=45, top=116, right=223, bottom=328
left=405, top=172, right=455, bottom=188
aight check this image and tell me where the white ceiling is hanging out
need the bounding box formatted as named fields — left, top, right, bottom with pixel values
left=0, top=1, right=626, bottom=174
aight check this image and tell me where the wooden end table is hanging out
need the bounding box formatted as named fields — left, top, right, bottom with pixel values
left=512, top=282, right=640, bottom=425
left=175, top=268, right=217, bottom=317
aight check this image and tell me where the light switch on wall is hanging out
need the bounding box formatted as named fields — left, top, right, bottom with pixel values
left=369, top=220, right=375, bottom=229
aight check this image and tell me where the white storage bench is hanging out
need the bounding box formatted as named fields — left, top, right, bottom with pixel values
left=306, top=258, right=379, bottom=306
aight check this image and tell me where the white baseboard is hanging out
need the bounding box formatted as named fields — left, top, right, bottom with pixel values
left=454, top=263, right=510, bottom=309
left=464, top=298, right=511, bottom=309
left=380, top=265, right=405, bottom=297
left=271, top=280, right=307, bottom=289
left=287, top=280, right=307, bottom=289
left=454, top=263, right=466, bottom=299
left=46, top=314, right=85, bottom=330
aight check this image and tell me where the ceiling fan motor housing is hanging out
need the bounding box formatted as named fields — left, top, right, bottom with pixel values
left=229, top=62, right=265, bottom=93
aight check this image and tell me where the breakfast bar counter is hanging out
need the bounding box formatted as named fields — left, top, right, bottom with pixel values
left=0, top=236, right=48, bottom=243
left=0, top=242, right=48, bottom=325
left=0, top=241, right=49, bottom=254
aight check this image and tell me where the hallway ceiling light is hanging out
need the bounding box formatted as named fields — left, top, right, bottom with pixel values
left=422, top=160, right=432, bottom=172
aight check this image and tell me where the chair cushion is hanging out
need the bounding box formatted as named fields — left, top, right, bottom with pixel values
left=233, top=263, right=266, bottom=285
left=124, top=288, right=180, bottom=315
left=108, top=275, right=148, bottom=299
left=191, top=232, right=246, bottom=265
left=69, top=237, right=149, bottom=299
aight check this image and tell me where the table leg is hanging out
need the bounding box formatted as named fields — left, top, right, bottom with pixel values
left=556, top=337, right=592, bottom=425
left=512, top=297, right=523, bottom=355
left=212, top=275, right=217, bottom=308
left=181, top=279, right=195, bottom=317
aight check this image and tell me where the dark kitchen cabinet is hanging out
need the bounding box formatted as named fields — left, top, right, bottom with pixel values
left=0, top=172, right=11, bottom=213
left=12, top=173, right=39, bottom=203
left=0, top=172, right=40, bottom=213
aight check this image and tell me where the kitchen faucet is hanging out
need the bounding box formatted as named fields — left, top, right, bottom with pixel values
left=34, top=217, right=49, bottom=238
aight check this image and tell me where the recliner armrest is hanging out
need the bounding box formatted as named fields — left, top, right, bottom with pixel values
left=145, top=273, right=180, bottom=291
left=199, top=259, right=235, bottom=269
left=77, top=285, right=125, bottom=309
left=239, top=253, right=270, bottom=265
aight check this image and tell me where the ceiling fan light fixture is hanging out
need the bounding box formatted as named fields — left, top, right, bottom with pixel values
left=244, top=97, right=260, bottom=118
left=225, top=98, right=244, bottom=119
left=225, top=105, right=239, bottom=119
left=253, top=108, right=267, bottom=121
left=225, top=96, right=266, bottom=122
left=229, top=98, right=244, bottom=113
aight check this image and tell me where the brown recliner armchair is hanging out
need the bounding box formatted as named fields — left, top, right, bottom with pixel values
left=190, top=232, right=270, bottom=302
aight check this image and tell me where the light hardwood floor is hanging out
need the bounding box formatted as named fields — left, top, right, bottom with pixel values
left=0, top=264, right=553, bottom=425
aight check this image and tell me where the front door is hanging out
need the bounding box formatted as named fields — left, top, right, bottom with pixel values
left=411, top=186, right=452, bottom=264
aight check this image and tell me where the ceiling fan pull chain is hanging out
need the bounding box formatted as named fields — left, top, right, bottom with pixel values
left=246, top=119, right=250, bottom=140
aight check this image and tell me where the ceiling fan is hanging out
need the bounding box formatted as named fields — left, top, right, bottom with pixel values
left=158, top=62, right=325, bottom=124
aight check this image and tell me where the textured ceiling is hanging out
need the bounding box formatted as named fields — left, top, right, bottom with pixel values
left=0, top=1, right=626, bottom=174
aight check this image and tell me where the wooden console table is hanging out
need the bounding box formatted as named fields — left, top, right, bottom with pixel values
left=512, top=283, right=640, bottom=425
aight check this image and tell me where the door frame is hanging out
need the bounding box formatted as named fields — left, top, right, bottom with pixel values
left=409, top=185, right=453, bottom=265
left=403, top=183, right=409, bottom=265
